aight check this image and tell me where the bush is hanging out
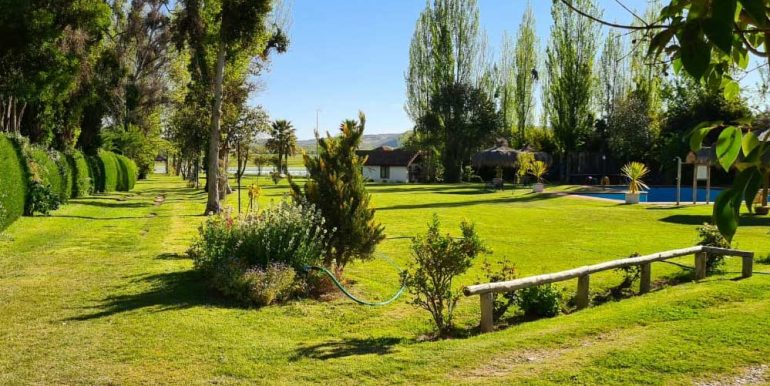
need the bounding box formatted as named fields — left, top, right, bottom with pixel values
left=188, top=200, right=332, bottom=305
left=23, top=146, right=63, bottom=215
left=98, top=150, right=120, bottom=192
left=67, top=150, right=92, bottom=197
left=52, top=151, right=73, bottom=201
left=87, top=154, right=106, bottom=193
left=403, top=214, right=487, bottom=336
left=696, top=223, right=730, bottom=274
left=115, top=154, right=137, bottom=191
left=0, top=135, right=27, bottom=229
left=242, top=263, right=298, bottom=306
left=481, top=259, right=517, bottom=323
left=517, top=284, right=562, bottom=318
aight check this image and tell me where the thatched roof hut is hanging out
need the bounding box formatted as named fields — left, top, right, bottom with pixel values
left=471, top=139, right=551, bottom=168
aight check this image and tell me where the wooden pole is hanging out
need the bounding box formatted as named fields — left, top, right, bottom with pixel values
left=706, top=165, right=711, bottom=205
left=640, top=263, right=651, bottom=294
left=742, top=254, right=754, bottom=279
left=692, top=165, right=697, bottom=204
left=576, top=274, right=590, bottom=309
left=479, top=293, right=494, bottom=333
left=695, top=252, right=707, bottom=280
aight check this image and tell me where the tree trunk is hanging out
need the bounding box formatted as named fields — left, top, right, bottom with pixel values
left=205, top=39, right=226, bottom=214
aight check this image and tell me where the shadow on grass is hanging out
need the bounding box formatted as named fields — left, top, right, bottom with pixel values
left=155, top=252, right=190, bottom=260
left=71, top=199, right=153, bottom=209
left=291, top=337, right=403, bottom=361
left=64, top=270, right=236, bottom=321
left=658, top=214, right=770, bottom=226
left=46, top=214, right=202, bottom=221
left=376, top=192, right=561, bottom=211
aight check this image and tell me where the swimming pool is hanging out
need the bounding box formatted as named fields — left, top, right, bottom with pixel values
left=576, top=186, right=724, bottom=203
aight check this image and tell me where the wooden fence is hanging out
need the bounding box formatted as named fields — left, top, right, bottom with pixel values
left=463, top=246, right=754, bottom=333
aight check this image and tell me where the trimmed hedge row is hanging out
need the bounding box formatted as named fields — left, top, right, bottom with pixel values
left=0, top=136, right=27, bottom=230
left=0, top=134, right=139, bottom=230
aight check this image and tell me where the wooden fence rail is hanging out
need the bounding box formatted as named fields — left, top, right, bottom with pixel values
left=463, top=246, right=754, bottom=333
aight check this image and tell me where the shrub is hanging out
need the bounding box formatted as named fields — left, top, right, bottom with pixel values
left=242, top=263, right=298, bottom=306
left=696, top=223, right=731, bottom=274
left=98, top=150, right=120, bottom=192
left=403, top=214, right=487, bottom=336
left=87, top=154, right=106, bottom=192
left=188, top=201, right=332, bottom=305
left=29, top=147, right=65, bottom=200
left=67, top=150, right=92, bottom=197
left=517, top=284, right=562, bottom=318
left=115, top=154, right=138, bottom=191
left=0, top=135, right=27, bottom=229
left=21, top=145, right=63, bottom=215
left=290, top=112, right=385, bottom=272
left=480, top=259, right=517, bottom=323
left=52, top=151, right=73, bottom=201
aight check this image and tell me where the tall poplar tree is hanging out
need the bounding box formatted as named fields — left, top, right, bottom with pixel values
left=597, top=30, right=629, bottom=119
left=512, top=4, right=539, bottom=147
left=545, top=0, right=600, bottom=167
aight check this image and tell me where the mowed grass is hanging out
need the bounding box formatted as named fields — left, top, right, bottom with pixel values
left=2, top=174, right=770, bottom=384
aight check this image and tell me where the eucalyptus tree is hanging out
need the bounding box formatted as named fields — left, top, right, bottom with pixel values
left=544, top=0, right=600, bottom=173
left=512, top=4, right=539, bottom=147
left=174, top=0, right=287, bottom=214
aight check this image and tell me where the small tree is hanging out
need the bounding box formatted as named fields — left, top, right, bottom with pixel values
left=516, top=152, right=535, bottom=185
left=290, top=111, right=385, bottom=272
left=404, top=214, right=487, bottom=337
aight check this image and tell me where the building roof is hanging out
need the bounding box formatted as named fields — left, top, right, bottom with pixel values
left=357, top=146, right=420, bottom=167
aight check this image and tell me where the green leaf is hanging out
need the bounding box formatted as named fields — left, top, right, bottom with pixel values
left=742, top=167, right=763, bottom=213
left=689, top=120, right=721, bottom=151
left=723, top=79, right=740, bottom=100
left=741, top=130, right=760, bottom=155
left=704, top=0, right=736, bottom=54
left=716, top=126, right=742, bottom=171
left=672, top=58, right=683, bottom=74
left=680, top=22, right=711, bottom=79
left=713, top=188, right=740, bottom=241
left=739, top=0, right=768, bottom=26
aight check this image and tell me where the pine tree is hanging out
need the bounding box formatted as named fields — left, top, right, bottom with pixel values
left=290, top=111, right=385, bottom=272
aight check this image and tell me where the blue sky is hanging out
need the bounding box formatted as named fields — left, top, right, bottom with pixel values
left=254, top=1, right=755, bottom=140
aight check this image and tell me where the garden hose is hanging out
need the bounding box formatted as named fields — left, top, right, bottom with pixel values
left=303, top=254, right=406, bottom=306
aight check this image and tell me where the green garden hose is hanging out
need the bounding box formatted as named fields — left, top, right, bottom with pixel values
left=303, top=255, right=406, bottom=306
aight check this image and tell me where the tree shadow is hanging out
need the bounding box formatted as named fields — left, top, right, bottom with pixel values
left=71, top=199, right=153, bottom=209
left=291, top=337, right=403, bottom=361
left=376, top=193, right=561, bottom=211
left=155, top=252, right=189, bottom=260
left=46, top=214, right=202, bottom=221
left=63, top=270, right=236, bottom=321
left=658, top=214, right=770, bottom=226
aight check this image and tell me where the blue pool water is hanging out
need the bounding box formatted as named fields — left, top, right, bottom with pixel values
left=577, top=186, right=724, bottom=203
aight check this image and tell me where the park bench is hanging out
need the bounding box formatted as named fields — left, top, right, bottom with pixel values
left=464, top=246, right=754, bottom=333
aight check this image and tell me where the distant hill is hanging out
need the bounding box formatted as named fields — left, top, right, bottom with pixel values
left=296, top=132, right=406, bottom=150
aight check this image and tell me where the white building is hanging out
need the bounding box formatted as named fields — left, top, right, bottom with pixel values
left=357, top=146, right=422, bottom=183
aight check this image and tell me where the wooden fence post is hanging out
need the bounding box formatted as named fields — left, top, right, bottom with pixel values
left=695, top=252, right=707, bottom=280
left=742, top=254, right=754, bottom=278
left=640, top=263, right=651, bottom=294
left=479, top=292, right=494, bottom=333
left=576, top=274, right=590, bottom=309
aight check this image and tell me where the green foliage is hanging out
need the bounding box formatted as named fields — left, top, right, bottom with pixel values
left=517, top=284, right=562, bottom=318
left=115, top=154, right=138, bottom=191
left=86, top=155, right=106, bottom=193
left=696, top=223, right=731, bottom=274
left=545, top=0, right=600, bottom=154
left=101, top=125, right=161, bottom=180
left=28, top=147, right=67, bottom=205
left=53, top=151, right=73, bottom=202
left=189, top=200, right=331, bottom=274
left=265, top=120, right=297, bottom=175
left=189, top=200, right=329, bottom=306
left=621, top=162, right=650, bottom=195
left=98, top=150, right=120, bottom=192
left=607, top=92, right=656, bottom=162
left=0, top=135, right=27, bottom=229
left=66, top=150, right=92, bottom=197
left=403, top=214, right=487, bottom=336
left=290, top=112, right=385, bottom=271
left=528, top=161, right=549, bottom=183
left=481, top=259, right=518, bottom=323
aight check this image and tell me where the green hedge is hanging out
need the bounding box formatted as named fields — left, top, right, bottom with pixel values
left=115, top=154, right=138, bottom=191
left=98, top=150, right=120, bottom=192
left=87, top=154, right=105, bottom=193
left=0, top=135, right=28, bottom=230
left=67, top=150, right=92, bottom=197
left=53, top=151, right=73, bottom=202
left=29, top=147, right=66, bottom=201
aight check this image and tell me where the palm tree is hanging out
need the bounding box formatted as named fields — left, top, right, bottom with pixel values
left=266, top=120, right=297, bottom=175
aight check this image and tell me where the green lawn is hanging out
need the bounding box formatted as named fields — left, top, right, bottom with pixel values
left=2, top=175, right=770, bottom=384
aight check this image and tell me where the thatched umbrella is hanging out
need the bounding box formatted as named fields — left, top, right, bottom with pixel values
left=471, top=138, right=520, bottom=168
